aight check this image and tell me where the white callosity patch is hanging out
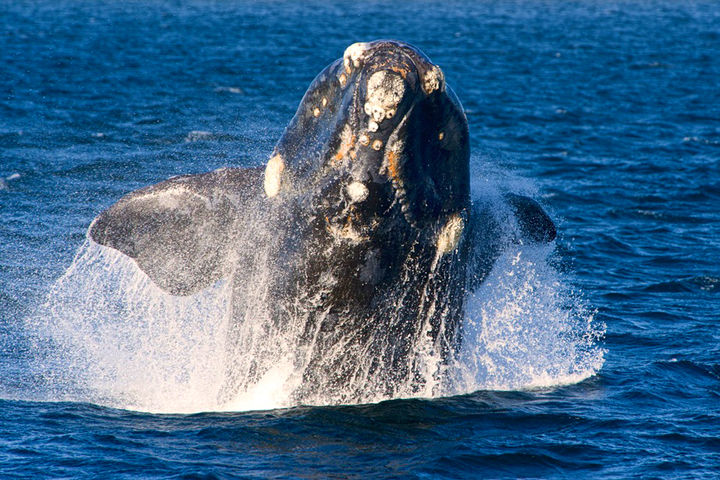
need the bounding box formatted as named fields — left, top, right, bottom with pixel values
left=346, top=181, right=369, bottom=203
left=264, top=154, right=285, bottom=198
left=364, top=71, right=405, bottom=123
left=343, top=42, right=370, bottom=71
left=422, top=65, right=445, bottom=95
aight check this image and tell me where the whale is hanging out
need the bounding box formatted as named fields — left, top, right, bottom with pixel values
left=89, top=40, right=556, bottom=404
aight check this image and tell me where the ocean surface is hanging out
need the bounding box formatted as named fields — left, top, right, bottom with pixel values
left=1, top=0, right=719, bottom=478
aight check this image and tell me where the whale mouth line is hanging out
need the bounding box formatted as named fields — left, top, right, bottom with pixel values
left=380, top=109, right=421, bottom=229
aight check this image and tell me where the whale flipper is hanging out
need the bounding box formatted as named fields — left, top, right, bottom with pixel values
left=466, top=194, right=556, bottom=289
left=505, top=193, right=556, bottom=244
left=89, top=167, right=264, bottom=295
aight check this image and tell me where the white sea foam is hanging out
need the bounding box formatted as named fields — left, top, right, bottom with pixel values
left=184, top=130, right=213, bottom=143
left=214, top=86, right=244, bottom=94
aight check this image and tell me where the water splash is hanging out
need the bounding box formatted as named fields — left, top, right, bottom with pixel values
left=27, top=243, right=233, bottom=413
left=452, top=245, right=604, bottom=393
left=25, top=179, right=604, bottom=414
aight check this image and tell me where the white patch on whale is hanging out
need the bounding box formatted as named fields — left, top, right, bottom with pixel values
left=422, top=65, right=445, bottom=95
left=346, top=181, right=369, bottom=203
left=264, top=154, right=285, bottom=198
left=434, top=212, right=465, bottom=269
left=364, top=70, right=404, bottom=123
left=343, top=42, right=370, bottom=69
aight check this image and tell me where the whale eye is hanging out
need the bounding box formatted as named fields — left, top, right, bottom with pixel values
left=386, top=110, right=395, bottom=119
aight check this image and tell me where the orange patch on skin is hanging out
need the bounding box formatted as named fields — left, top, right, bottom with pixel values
left=370, top=56, right=409, bottom=79
left=387, top=150, right=400, bottom=181
left=389, top=65, right=409, bottom=79
left=332, top=133, right=357, bottom=165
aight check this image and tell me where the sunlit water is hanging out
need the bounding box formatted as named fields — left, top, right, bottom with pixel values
left=1, top=0, right=718, bottom=478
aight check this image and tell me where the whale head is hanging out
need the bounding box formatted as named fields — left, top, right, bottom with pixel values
left=265, top=40, right=470, bottom=245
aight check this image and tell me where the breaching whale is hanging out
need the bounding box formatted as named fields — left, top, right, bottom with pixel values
left=89, top=40, right=556, bottom=404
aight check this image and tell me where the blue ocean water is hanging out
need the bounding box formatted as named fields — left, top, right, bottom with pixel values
left=1, top=0, right=719, bottom=478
